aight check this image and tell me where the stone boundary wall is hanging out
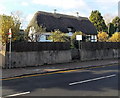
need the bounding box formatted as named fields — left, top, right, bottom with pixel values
left=80, top=49, right=120, bottom=61
left=4, top=50, right=72, bottom=68
left=71, top=42, right=120, bottom=61
left=2, top=42, right=120, bottom=68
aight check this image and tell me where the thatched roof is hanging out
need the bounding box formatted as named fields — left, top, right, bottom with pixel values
left=28, top=11, right=97, bottom=35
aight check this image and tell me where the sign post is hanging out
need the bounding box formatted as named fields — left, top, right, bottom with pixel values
left=8, top=28, right=12, bottom=68
left=76, top=35, right=82, bottom=60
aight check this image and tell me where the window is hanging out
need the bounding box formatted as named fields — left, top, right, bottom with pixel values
left=91, top=35, right=97, bottom=42
left=46, top=35, right=50, bottom=40
left=67, top=27, right=75, bottom=32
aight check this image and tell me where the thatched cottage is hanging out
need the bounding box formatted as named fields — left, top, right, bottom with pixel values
left=28, top=11, right=97, bottom=42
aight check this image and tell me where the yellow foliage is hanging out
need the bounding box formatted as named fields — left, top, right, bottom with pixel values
left=49, top=30, right=69, bottom=42
left=97, top=32, right=109, bottom=42
left=0, top=15, right=21, bottom=44
left=108, top=32, right=120, bottom=42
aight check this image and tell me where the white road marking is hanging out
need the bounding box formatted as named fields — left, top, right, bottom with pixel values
left=69, top=74, right=116, bottom=86
left=4, top=91, right=30, bottom=97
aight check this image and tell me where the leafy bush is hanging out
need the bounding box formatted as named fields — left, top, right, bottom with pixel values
left=97, top=32, right=109, bottom=42
left=108, top=32, right=120, bottom=42
left=48, top=30, right=70, bottom=42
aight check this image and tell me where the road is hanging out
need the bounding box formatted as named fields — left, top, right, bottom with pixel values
left=2, top=64, right=119, bottom=97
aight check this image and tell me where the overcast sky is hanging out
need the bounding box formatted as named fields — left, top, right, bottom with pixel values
left=0, top=0, right=119, bottom=29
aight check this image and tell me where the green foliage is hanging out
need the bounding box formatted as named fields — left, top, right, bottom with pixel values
left=33, top=22, right=46, bottom=34
left=48, top=30, right=70, bottom=42
left=107, top=23, right=116, bottom=36
left=27, top=22, right=46, bottom=42
left=112, top=16, right=120, bottom=32
left=27, top=21, right=46, bottom=34
left=89, top=10, right=107, bottom=32
left=0, top=14, right=21, bottom=44
left=15, top=30, right=28, bottom=42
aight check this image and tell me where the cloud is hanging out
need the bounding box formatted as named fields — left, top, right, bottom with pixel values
left=87, top=0, right=118, bottom=18
left=58, top=11, right=87, bottom=17
left=93, top=0, right=119, bottom=10
left=19, top=13, right=34, bottom=29
left=0, top=0, right=118, bottom=29
left=21, top=2, right=29, bottom=6
left=0, top=0, right=6, bottom=14
left=103, top=13, right=116, bottom=24
left=118, top=1, right=120, bottom=17
left=95, top=0, right=119, bottom=3
left=32, top=0, right=92, bottom=17
left=23, top=13, right=34, bottom=28
left=32, top=0, right=88, bottom=9
left=26, top=13, right=34, bottom=22
left=0, top=4, right=6, bottom=14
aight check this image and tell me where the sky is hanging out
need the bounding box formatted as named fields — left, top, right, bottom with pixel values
left=0, top=0, right=119, bottom=29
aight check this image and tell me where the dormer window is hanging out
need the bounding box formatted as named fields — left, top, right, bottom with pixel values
left=67, top=27, right=74, bottom=37
left=67, top=27, right=75, bottom=32
left=67, top=27, right=72, bottom=32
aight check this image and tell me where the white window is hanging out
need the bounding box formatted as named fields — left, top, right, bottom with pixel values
left=91, top=35, right=97, bottom=42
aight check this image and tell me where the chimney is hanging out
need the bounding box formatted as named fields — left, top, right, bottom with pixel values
left=54, top=9, right=57, bottom=14
left=76, top=12, right=79, bottom=17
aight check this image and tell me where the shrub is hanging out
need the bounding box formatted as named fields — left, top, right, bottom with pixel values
left=108, top=32, right=120, bottom=42
left=97, top=32, right=109, bottom=42
left=48, top=30, right=70, bottom=42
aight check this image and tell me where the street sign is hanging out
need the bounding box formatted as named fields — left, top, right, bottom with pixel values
left=76, top=35, right=82, bottom=40
left=8, top=28, right=12, bottom=68
left=8, top=28, right=12, bottom=38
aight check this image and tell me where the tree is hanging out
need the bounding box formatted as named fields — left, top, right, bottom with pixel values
left=107, top=23, right=116, bottom=36
left=89, top=10, right=107, bottom=32
left=27, top=22, right=46, bottom=42
left=97, top=32, right=109, bottom=42
left=0, top=14, right=21, bottom=44
left=48, top=30, right=69, bottom=42
left=108, top=32, right=120, bottom=42
left=112, top=16, right=120, bottom=32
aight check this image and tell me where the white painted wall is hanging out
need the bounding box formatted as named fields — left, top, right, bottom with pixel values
left=38, top=33, right=53, bottom=42
left=28, top=27, right=97, bottom=42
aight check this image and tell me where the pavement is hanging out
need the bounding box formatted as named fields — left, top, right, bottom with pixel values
left=1, top=59, right=119, bottom=79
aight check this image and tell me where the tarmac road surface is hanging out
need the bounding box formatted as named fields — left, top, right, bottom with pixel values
left=2, top=64, right=119, bottom=97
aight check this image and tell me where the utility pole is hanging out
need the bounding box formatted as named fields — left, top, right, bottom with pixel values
left=76, top=35, right=82, bottom=60
left=8, top=28, right=12, bottom=68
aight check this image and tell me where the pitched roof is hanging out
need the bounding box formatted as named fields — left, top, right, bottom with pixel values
left=28, top=11, right=97, bottom=35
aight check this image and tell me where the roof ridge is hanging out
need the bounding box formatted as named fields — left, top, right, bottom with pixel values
left=28, top=11, right=97, bottom=35
left=35, top=11, right=88, bottom=20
